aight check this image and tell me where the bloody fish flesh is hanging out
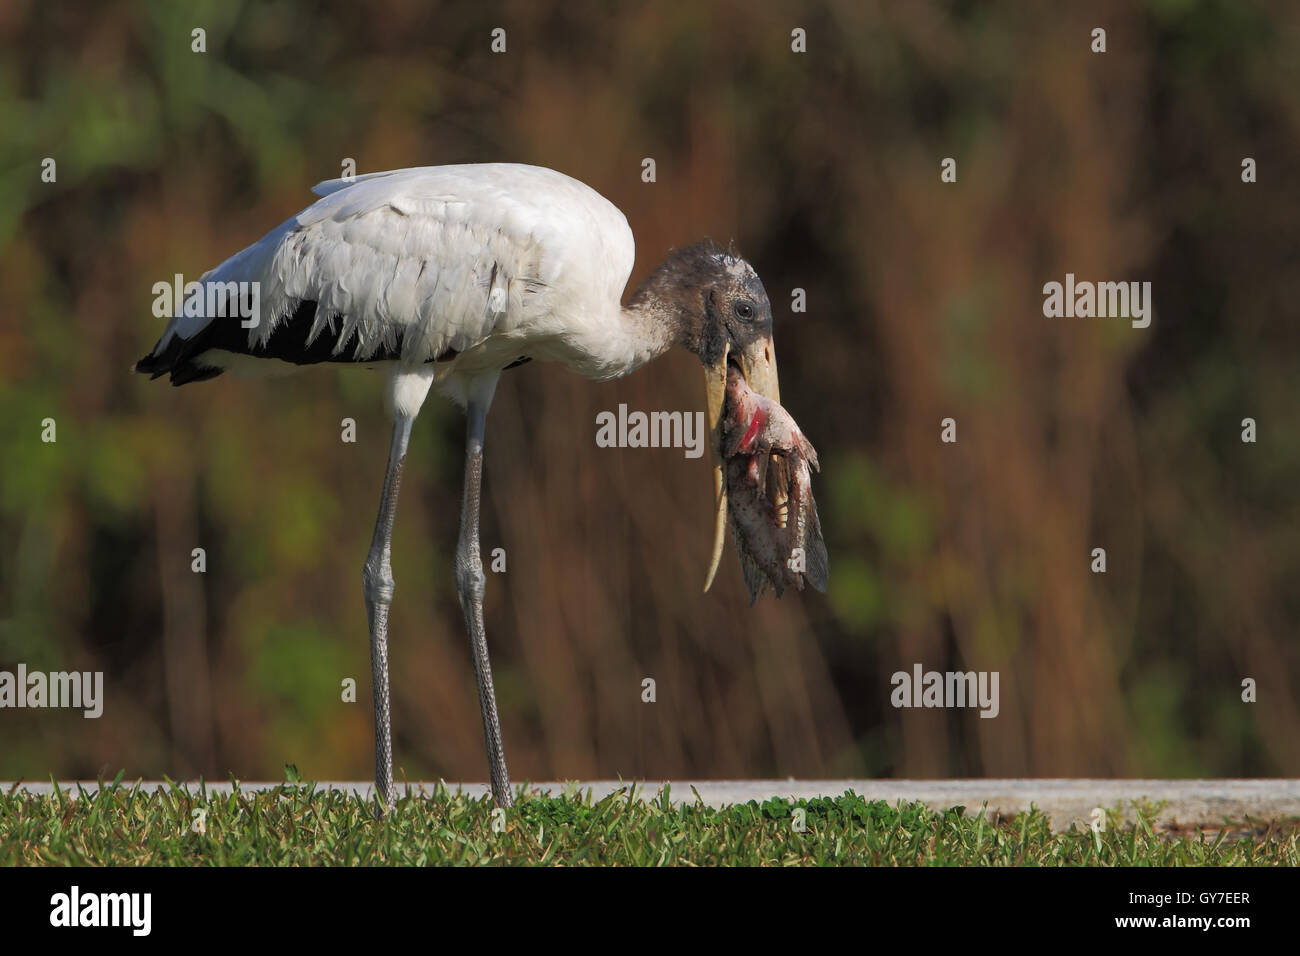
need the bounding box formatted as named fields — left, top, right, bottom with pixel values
left=721, top=366, right=829, bottom=602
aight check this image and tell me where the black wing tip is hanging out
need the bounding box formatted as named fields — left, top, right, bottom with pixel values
left=132, top=356, right=172, bottom=381
left=133, top=349, right=224, bottom=386
left=169, top=364, right=223, bottom=385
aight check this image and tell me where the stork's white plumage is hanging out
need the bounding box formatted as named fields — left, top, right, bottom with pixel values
left=150, top=165, right=663, bottom=395
left=137, top=163, right=823, bottom=810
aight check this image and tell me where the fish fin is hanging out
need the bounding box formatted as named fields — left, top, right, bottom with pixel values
left=802, top=495, right=829, bottom=593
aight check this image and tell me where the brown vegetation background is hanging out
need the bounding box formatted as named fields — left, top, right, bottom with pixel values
left=1, top=0, right=1297, bottom=784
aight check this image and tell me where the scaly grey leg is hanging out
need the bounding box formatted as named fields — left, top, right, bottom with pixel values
left=363, top=414, right=414, bottom=815
left=457, top=396, right=513, bottom=807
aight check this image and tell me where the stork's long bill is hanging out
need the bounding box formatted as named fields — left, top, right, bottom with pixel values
left=703, top=336, right=776, bottom=588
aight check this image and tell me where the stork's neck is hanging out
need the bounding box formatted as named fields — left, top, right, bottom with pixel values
left=619, top=251, right=714, bottom=367
left=561, top=248, right=720, bottom=381
left=617, top=279, right=689, bottom=368
left=563, top=268, right=690, bottom=382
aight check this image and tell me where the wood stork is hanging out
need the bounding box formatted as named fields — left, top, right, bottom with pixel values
left=135, top=163, right=809, bottom=810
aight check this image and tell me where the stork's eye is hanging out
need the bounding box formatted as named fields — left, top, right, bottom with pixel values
left=734, top=300, right=755, bottom=321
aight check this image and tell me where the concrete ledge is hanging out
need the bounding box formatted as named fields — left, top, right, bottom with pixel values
left=6, top=779, right=1300, bottom=831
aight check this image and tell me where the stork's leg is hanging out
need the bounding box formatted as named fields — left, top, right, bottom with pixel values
left=363, top=413, right=414, bottom=814
left=457, top=385, right=513, bottom=807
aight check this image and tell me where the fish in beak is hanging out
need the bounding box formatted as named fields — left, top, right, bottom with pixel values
left=703, top=336, right=827, bottom=601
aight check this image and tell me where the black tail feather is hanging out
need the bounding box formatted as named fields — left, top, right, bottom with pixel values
left=132, top=334, right=225, bottom=387
left=135, top=297, right=509, bottom=387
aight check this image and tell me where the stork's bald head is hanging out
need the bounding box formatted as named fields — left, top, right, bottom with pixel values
left=633, top=239, right=774, bottom=367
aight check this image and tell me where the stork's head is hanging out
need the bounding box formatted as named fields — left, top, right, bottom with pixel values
left=649, top=240, right=784, bottom=590
left=649, top=239, right=779, bottom=388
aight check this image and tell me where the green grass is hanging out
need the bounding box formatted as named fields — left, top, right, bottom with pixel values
left=2, top=779, right=1297, bottom=866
